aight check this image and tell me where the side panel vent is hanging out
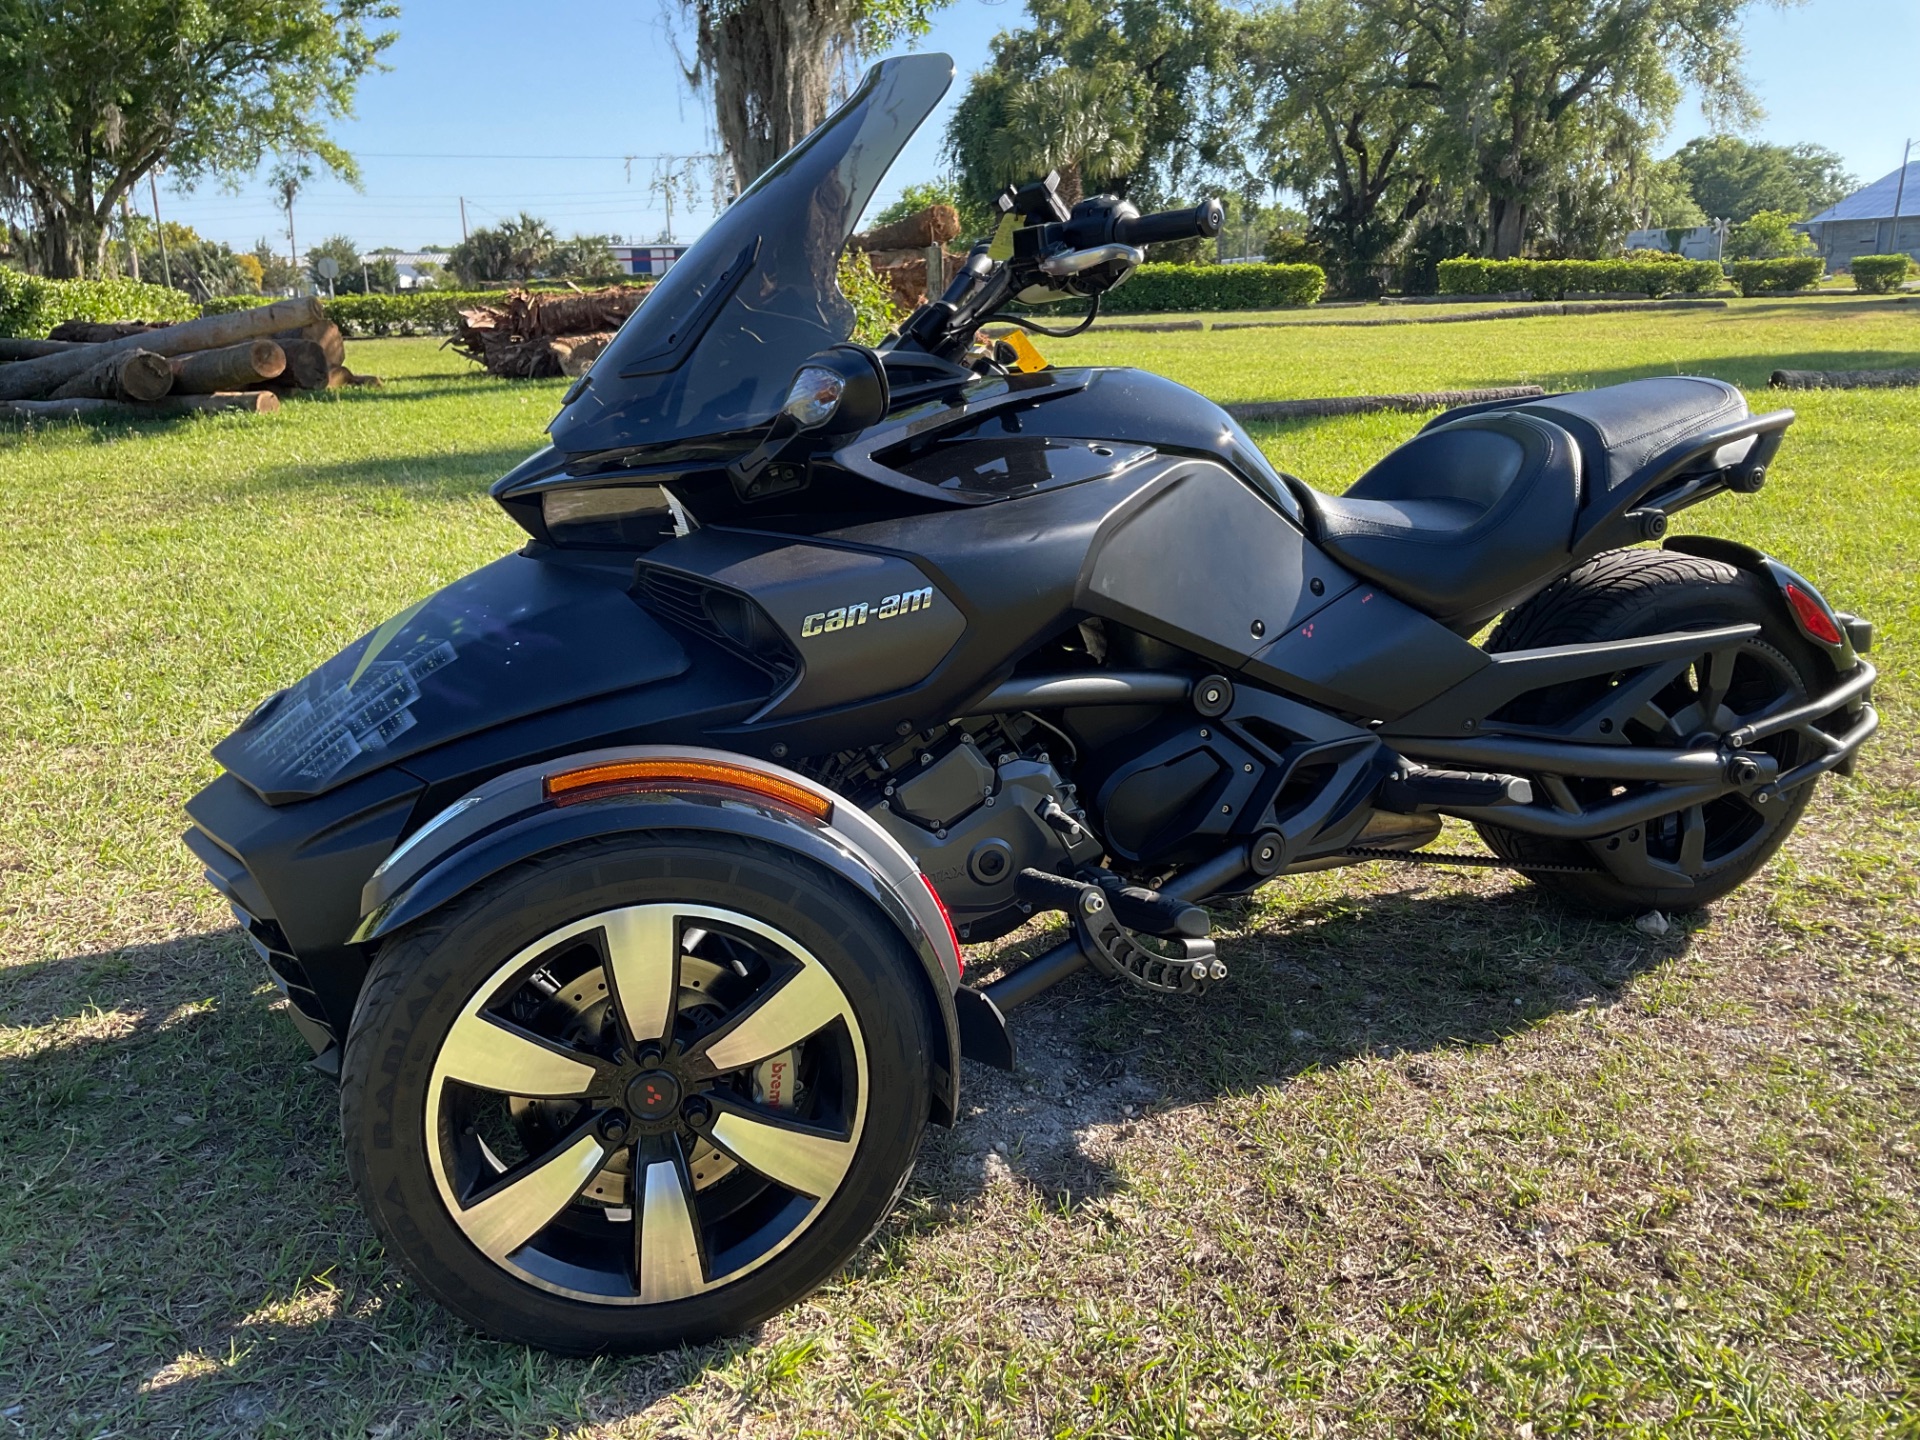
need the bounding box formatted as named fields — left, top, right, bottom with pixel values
left=635, top=565, right=800, bottom=683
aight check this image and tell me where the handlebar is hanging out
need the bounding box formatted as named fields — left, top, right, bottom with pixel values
left=1113, top=198, right=1224, bottom=248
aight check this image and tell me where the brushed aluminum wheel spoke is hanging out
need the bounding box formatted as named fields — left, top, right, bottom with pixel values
left=459, top=1129, right=608, bottom=1260
left=634, top=1147, right=706, bottom=1303
left=694, top=961, right=848, bottom=1074
left=708, top=1107, right=857, bottom=1199
left=602, top=906, right=680, bottom=1049
left=438, top=1013, right=601, bottom=1098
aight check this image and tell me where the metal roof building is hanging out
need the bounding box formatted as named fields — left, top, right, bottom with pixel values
left=1801, top=161, right=1920, bottom=270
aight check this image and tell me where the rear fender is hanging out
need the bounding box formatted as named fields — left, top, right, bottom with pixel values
left=352, top=745, right=967, bottom=1123
left=1663, top=535, right=1865, bottom=672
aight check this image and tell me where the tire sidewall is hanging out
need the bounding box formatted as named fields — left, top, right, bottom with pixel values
left=342, top=832, right=933, bottom=1353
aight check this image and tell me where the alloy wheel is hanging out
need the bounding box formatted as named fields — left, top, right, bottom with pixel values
left=425, top=904, right=868, bottom=1305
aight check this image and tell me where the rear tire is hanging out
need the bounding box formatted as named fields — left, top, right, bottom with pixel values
left=1475, top=549, right=1825, bottom=917
left=341, top=832, right=933, bottom=1354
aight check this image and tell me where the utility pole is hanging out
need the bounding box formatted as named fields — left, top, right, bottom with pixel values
left=119, top=194, right=139, bottom=281
left=1888, top=139, right=1912, bottom=257
left=459, top=196, right=469, bottom=244
left=148, top=171, right=172, bottom=288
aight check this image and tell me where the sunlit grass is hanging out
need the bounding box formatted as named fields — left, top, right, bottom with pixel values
left=1, top=305, right=1915, bottom=1437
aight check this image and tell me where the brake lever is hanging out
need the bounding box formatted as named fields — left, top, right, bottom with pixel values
left=1038, top=244, right=1144, bottom=278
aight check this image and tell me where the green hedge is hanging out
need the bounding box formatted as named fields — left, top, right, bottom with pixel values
left=0, top=267, right=199, bottom=338
left=1437, top=257, right=1724, bottom=299
left=1102, top=262, right=1325, bottom=313
left=1850, top=254, right=1913, bottom=294
left=1728, top=257, right=1824, bottom=297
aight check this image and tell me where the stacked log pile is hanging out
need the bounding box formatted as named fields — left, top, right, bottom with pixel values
left=447, top=287, right=645, bottom=378
left=849, top=204, right=964, bottom=309
left=0, top=298, right=380, bottom=419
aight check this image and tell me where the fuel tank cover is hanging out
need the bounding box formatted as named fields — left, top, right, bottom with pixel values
left=214, top=554, right=690, bottom=804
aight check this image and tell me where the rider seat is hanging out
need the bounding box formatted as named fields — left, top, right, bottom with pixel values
left=1290, top=410, right=1582, bottom=629
left=1290, top=377, right=1753, bottom=630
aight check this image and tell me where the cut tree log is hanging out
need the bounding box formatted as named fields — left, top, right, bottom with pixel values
left=1771, top=367, right=1920, bottom=390
left=272, top=320, right=345, bottom=368
left=1, top=391, right=281, bottom=420
left=0, top=297, right=325, bottom=402
left=170, top=340, right=286, bottom=393
left=275, top=338, right=334, bottom=389
left=446, top=287, right=647, bottom=376
left=46, top=319, right=166, bottom=343
left=1223, top=386, right=1545, bottom=421
left=325, top=365, right=353, bottom=389
left=0, top=337, right=89, bottom=360
left=852, top=204, right=961, bottom=251
left=48, top=349, right=175, bottom=403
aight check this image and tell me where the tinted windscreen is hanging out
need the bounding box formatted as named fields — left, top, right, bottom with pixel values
left=547, top=52, right=953, bottom=458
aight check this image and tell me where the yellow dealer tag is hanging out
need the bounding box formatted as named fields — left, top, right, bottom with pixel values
left=988, top=211, right=1018, bottom=262
left=993, top=328, right=1048, bottom=374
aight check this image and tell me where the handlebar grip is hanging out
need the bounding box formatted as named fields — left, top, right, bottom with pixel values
left=1114, top=198, right=1225, bottom=248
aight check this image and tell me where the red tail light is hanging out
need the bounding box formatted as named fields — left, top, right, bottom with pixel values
left=1783, top=583, right=1844, bottom=647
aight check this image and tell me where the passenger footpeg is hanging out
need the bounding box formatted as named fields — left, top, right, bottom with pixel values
left=1015, top=868, right=1225, bottom=997
left=1380, top=766, right=1533, bottom=812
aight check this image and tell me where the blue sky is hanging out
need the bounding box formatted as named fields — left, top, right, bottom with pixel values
left=160, top=0, right=1919, bottom=255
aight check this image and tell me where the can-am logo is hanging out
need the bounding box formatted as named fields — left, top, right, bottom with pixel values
left=800, top=586, right=936, bottom=638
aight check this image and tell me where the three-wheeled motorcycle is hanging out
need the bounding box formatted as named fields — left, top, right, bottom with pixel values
left=185, top=53, right=1876, bottom=1351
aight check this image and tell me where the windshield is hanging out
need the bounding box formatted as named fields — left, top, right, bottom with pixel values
left=547, top=52, right=954, bottom=458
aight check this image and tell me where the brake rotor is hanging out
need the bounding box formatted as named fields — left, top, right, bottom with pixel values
left=515, top=955, right=801, bottom=1203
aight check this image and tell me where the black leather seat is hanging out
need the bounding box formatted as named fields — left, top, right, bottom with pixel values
left=1504, top=376, right=1747, bottom=519
left=1290, top=410, right=1582, bottom=628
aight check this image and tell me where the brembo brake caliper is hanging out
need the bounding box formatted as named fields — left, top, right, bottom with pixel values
left=1015, top=869, right=1227, bottom=996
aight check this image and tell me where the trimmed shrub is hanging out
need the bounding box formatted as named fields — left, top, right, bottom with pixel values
left=1101, top=262, right=1324, bottom=313
left=0, top=267, right=200, bottom=337
left=1728, top=257, right=1824, bottom=297
left=1850, top=254, right=1914, bottom=294
left=837, top=251, right=903, bottom=346
left=1437, top=256, right=1723, bottom=300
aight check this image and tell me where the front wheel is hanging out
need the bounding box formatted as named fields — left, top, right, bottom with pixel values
left=341, top=832, right=933, bottom=1353
left=1475, top=549, right=1827, bottom=916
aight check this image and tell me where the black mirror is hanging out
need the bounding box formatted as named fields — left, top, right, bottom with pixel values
left=727, top=344, right=889, bottom=498
left=780, top=343, right=888, bottom=435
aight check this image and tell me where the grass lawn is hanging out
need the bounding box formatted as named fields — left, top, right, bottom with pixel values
left=1, top=300, right=1915, bottom=1438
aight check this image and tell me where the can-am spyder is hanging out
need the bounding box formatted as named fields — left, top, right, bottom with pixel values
left=186, top=53, right=1878, bottom=1352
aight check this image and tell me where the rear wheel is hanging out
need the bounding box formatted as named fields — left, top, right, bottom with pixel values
left=1475, top=549, right=1825, bottom=916
left=341, top=833, right=933, bottom=1353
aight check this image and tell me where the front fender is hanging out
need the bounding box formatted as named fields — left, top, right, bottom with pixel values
left=351, top=745, right=965, bottom=1123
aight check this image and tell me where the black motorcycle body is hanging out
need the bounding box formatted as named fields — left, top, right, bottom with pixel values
left=184, top=53, right=1877, bottom=1352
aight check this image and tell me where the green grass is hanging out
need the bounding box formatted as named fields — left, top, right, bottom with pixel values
left=1, top=302, right=1916, bottom=1437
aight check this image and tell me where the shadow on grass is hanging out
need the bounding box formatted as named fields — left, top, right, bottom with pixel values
left=0, top=878, right=1693, bottom=1436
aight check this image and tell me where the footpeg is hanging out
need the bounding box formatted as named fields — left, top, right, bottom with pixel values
left=1380, top=766, right=1532, bottom=812
left=1014, top=868, right=1208, bottom=939
left=1015, top=868, right=1224, bottom=996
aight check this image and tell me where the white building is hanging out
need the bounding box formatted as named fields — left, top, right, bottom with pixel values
left=1800, top=162, right=1920, bottom=272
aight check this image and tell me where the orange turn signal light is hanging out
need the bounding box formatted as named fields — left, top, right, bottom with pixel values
left=543, top=758, right=834, bottom=822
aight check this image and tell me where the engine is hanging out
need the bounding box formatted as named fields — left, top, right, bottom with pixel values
left=814, top=717, right=1103, bottom=943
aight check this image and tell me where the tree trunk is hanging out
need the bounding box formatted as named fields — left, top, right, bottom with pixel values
left=275, top=339, right=334, bottom=390
left=48, top=320, right=167, bottom=343
left=0, top=297, right=324, bottom=402
left=1487, top=194, right=1528, bottom=260
left=170, top=341, right=287, bottom=393
left=1, top=391, right=281, bottom=420
left=48, top=349, right=175, bottom=402
left=0, top=338, right=89, bottom=360
left=693, top=0, right=849, bottom=186
left=34, top=205, right=89, bottom=279
left=272, top=321, right=345, bottom=368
